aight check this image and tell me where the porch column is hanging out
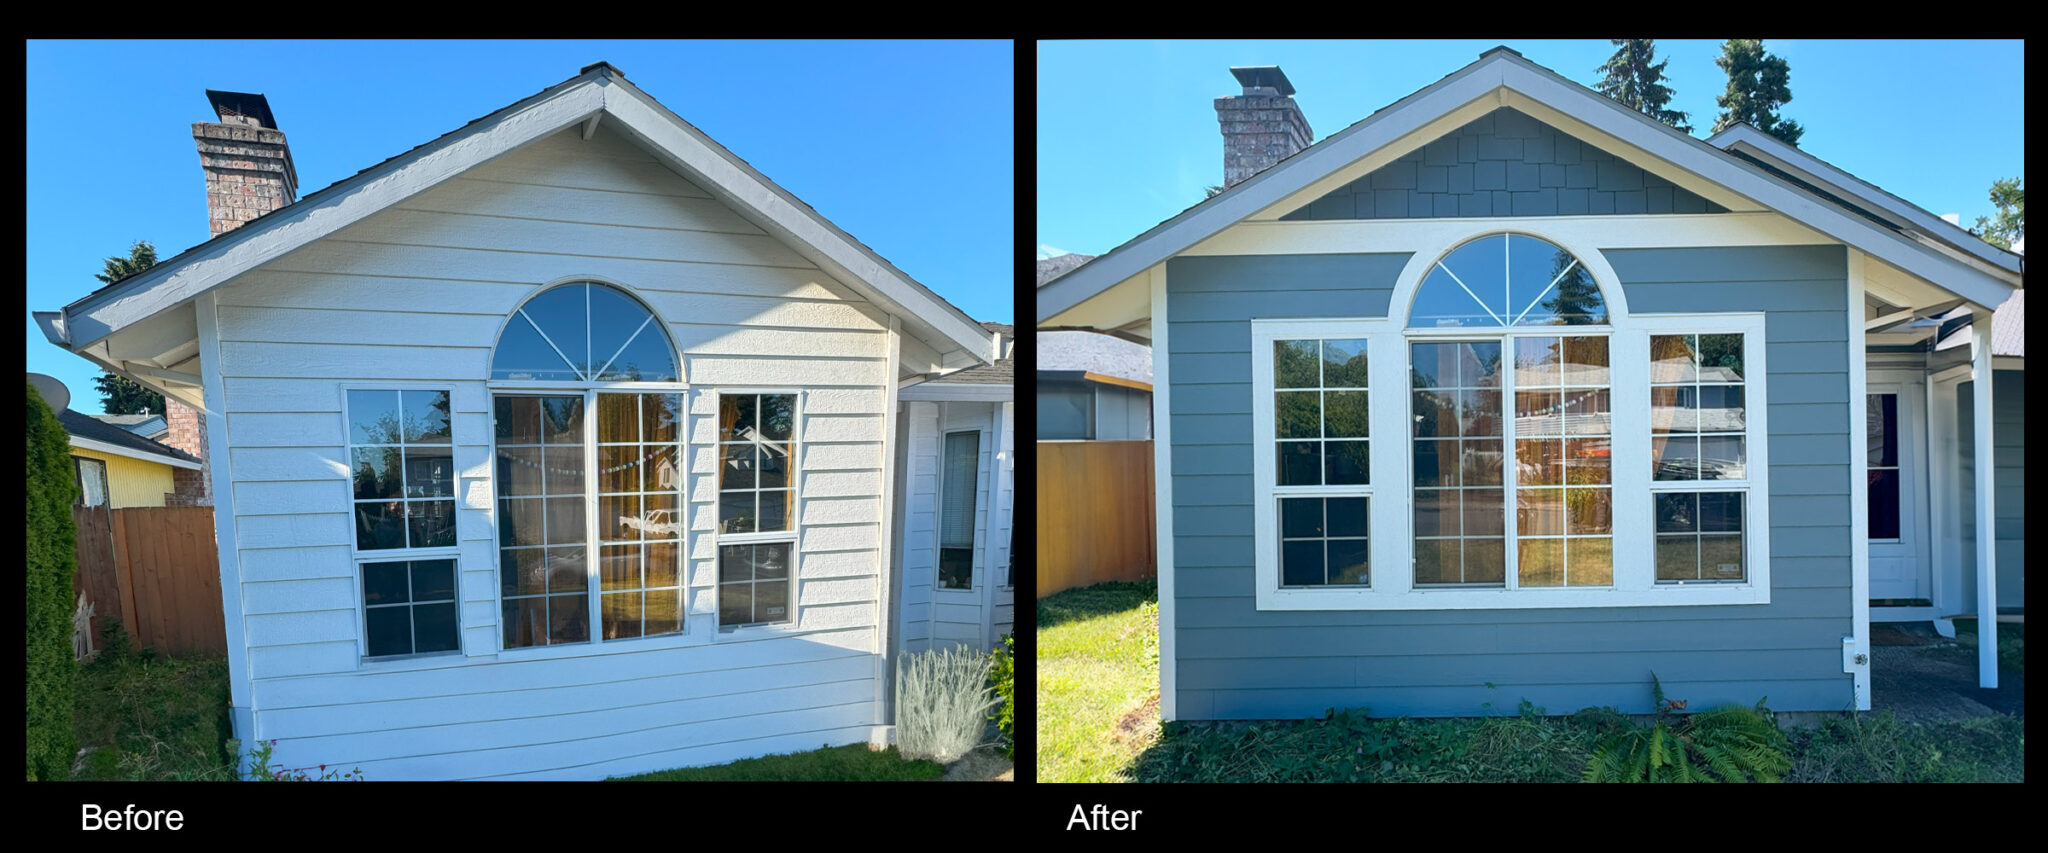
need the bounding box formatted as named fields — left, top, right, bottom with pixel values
left=1970, top=308, right=1998, bottom=689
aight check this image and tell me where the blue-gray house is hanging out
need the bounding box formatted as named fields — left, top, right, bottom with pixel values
left=1036, top=48, right=2022, bottom=721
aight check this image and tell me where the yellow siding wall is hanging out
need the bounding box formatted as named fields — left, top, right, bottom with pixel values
left=70, top=447, right=175, bottom=509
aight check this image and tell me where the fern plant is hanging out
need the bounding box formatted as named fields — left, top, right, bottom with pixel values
left=1582, top=674, right=1791, bottom=783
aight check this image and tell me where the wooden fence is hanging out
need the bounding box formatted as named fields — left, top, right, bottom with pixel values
left=1036, top=440, right=1156, bottom=599
left=72, top=505, right=226, bottom=657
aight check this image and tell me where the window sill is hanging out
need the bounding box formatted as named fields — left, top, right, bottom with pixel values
left=492, top=627, right=711, bottom=662
left=1253, top=583, right=1771, bottom=611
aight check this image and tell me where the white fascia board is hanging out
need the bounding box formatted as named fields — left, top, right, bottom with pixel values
left=1038, top=56, right=1508, bottom=324
left=897, top=382, right=1013, bottom=402
left=1456, top=60, right=2016, bottom=311
left=1709, top=125, right=2022, bottom=277
left=68, top=435, right=202, bottom=470
left=598, top=80, right=995, bottom=367
left=1040, top=50, right=2019, bottom=322
left=59, top=80, right=608, bottom=350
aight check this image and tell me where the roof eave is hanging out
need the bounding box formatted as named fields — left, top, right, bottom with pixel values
left=1708, top=124, right=2023, bottom=278
left=597, top=78, right=994, bottom=366
left=1040, top=50, right=2021, bottom=324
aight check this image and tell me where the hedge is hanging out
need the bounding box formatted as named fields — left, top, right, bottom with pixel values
left=27, top=382, right=79, bottom=780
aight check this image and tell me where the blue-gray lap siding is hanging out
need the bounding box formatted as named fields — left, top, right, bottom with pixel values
left=1957, top=370, right=2025, bottom=610
left=1280, top=108, right=1728, bottom=221
left=1165, top=245, right=1855, bottom=720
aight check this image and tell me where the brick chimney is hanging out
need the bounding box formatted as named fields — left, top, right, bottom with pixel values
left=163, top=91, right=298, bottom=506
left=194, top=89, right=298, bottom=237
left=1215, top=66, right=1312, bottom=190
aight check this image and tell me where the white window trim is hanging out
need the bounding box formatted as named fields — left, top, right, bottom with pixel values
left=710, top=388, right=804, bottom=636
left=1251, top=310, right=1771, bottom=611
left=340, top=382, right=466, bottom=664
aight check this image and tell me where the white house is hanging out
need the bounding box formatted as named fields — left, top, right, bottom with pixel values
left=36, top=63, right=1010, bottom=780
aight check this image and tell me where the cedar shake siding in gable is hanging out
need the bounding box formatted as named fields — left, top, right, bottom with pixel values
left=1164, top=245, right=1855, bottom=720
left=211, top=125, right=893, bottom=779
left=1281, top=108, right=1728, bottom=221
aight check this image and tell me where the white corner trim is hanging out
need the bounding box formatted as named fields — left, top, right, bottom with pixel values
left=193, top=291, right=256, bottom=754
left=874, top=316, right=901, bottom=728
left=67, top=435, right=203, bottom=470
left=1845, top=250, right=1873, bottom=710
left=1150, top=264, right=1177, bottom=722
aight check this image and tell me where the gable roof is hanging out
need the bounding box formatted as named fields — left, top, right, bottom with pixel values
left=59, top=408, right=202, bottom=469
left=1038, top=47, right=2021, bottom=326
left=39, top=62, right=995, bottom=406
left=1706, top=123, right=2021, bottom=277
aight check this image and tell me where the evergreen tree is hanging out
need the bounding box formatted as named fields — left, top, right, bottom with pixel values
left=93, top=374, right=165, bottom=416
left=1595, top=39, right=1692, bottom=133
left=90, top=240, right=167, bottom=415
left=94, top=239, right=158, bottom=285
left=1969, top=177, right=2023, bottom=250
left=1712, top=39, right=1804, bottom=145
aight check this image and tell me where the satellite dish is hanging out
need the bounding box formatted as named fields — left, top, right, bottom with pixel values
left=27, top=373, right=71, bottom=412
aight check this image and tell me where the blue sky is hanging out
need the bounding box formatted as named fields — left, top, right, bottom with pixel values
left=1037, top=39, right=2024, bottom=258
left=26, top=39, right=1013, bottom=414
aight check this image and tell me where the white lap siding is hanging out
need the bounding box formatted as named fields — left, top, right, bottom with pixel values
left=210, top=125, right=894, bottom=780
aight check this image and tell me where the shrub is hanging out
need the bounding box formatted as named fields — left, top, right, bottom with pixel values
left=896, top=645, right=997, bottom=764
left=1582, top=674, right=1790, bottom=783
left=27, top=381, right=80, bottom=781
left=989, top=635, right=1015, bottom=759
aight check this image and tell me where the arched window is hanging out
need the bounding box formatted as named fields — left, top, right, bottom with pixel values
left=492, top=282, right=679, bottom=382
left=490, top=281, right=687, bottom=650
left=1409, top=233, right=1607, bottom=328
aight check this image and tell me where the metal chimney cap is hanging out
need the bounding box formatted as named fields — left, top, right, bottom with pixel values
left=205, top=89, right=279, bottom=129
left=1229, top=66, right=1295, bottom=97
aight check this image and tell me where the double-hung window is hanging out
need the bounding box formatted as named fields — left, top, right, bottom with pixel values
left=346, top=387, right=462, bottom=659
left=1650, top=332, right=1752, bottom=584
left=1250, top=232, right=1770, bottom=610
left=716, top=392, right=798, bottom=629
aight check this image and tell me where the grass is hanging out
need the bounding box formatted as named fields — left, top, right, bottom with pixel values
left=611, top=744, right=945, bottom=781
left=1041, top=580, right=2024, bottom=783
left=72, top=635, right=236, bottom=781
left=1037, top=581, right=1161, bottom=782
left=1952, top=619, right=2024, bottom=671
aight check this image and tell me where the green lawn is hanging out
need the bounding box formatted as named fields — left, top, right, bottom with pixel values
left=1037, top=581, right=1160, bottom=782
left=1040, top=580, right=2024, bottom=783
left=611, top=744, right=945, bottom=781
left=72, top=644, right=236, bottom=781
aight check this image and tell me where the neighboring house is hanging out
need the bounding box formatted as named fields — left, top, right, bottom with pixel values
left=31, top=374, right=203, bottom=509
left=1037, top=254, right=1155, bottom=440
left=35, top=63, right=1004, bottom=780
left=94, top=412, right=171, bottom=443
left=1037, top=329, right=1152, bottom=440
left=895, top=322, right=1016, bottom=654
left=1037, top=50, right=2023, bottom=723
